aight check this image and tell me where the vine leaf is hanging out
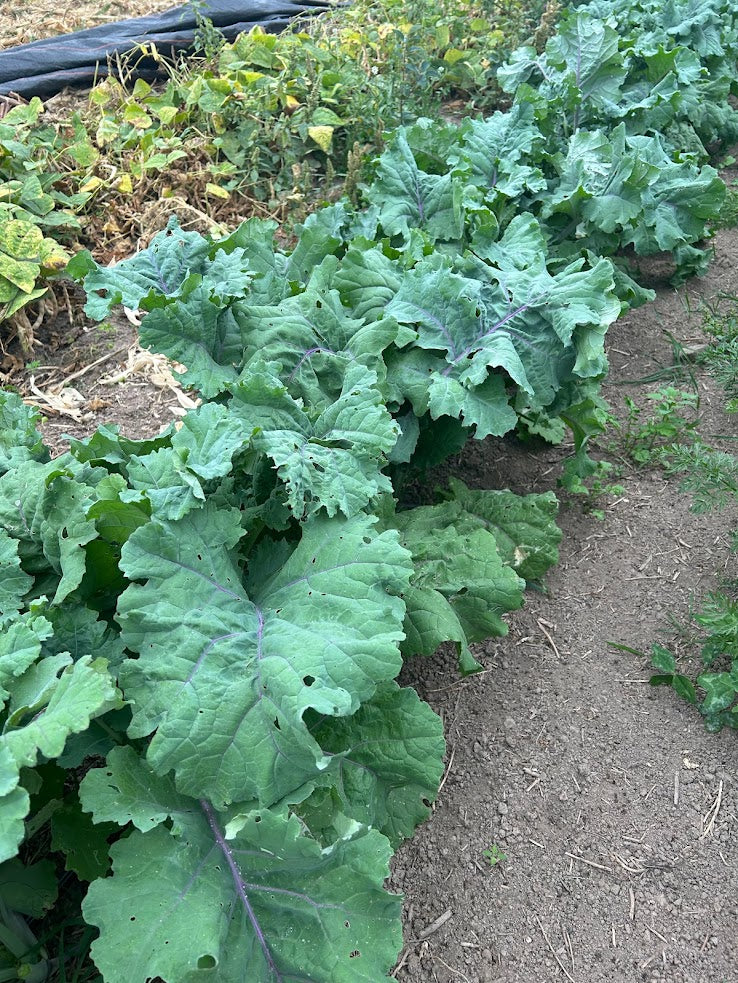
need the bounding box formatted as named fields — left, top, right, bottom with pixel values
left=388, top=502, right=525, bottom=672
left=367, top=130, right=464, bottom=242
left=124, top=402, right=244, bottom=520
left=445, top=478, right=562, bottom=582
left=80, top=745, right=198, bottom=833
left=69, top=218, right=212, bottom=319
left=0, top=457, right=104, bottom=604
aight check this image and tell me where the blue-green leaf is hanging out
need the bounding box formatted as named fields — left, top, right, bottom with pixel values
left=118, top=508, right=412, bottom=807
left=83, top=802, right=402, bottom=983
left=230, top=362, right=398, bottom=519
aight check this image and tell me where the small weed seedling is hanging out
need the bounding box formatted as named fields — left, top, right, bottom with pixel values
left=482, top=844, right=507, bottom=867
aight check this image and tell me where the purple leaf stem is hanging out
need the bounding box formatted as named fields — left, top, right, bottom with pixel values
left=200, top=798, right=284, bottom=982
left=412, top=176, right=425, bottom=223
left=440, top=293, right=548, bottom=376
left=407, top=305, right=458, bottom=357
left=287, top=345, right=337, bottom=383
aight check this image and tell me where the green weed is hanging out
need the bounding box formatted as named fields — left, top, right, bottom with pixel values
left=615, top=386, right=700, bottom=466
left=616, top=297, right=738, bottom=731
left=616, top=593, right=738, bottom=732
left=482, top=843, right=507, bottom=866
left=700, top=296, right=738, bottom=409
left=710, top=183, right=738, bottom=230
left=559, top=453, right=624, bottom=519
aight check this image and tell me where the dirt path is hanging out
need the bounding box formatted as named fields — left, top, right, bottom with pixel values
left=389, top=234, right=738, bottom=983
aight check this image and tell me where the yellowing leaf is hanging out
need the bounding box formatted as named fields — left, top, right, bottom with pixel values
left=205, top=183, right=230, bottom=199
left=310, top=107, right=344, bottom=126
left=38, top=239, right=70, bottom=273
left=89, top=85, right=111, bottom=107
left=123, top=104, right=153, bottom=129
left=206, top=78, right=232, bottom=96
left=2, top=284, right=47, bottom=319
left=0, top=278, right=17, bottom=304
left=117, top=174, right=133, bottom=195
left=79, top=176, right=104, bottom=194
left=308, top=125, right=334, bottom=153
left=443, top=48, right=468, bottom=65
left=154, top=105, right=179, bottom=125
left=0, top=221, right=44, bottom=293
left=95, top=117, right=119, bottom=147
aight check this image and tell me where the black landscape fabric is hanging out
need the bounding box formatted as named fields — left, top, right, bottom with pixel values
left=0, top=0, right=331, bottom=99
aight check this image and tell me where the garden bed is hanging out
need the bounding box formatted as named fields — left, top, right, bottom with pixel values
left=0, top=1, right=738, bottom=983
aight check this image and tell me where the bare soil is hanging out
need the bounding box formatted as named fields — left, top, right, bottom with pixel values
left=389, top=237, right=738, bottom=983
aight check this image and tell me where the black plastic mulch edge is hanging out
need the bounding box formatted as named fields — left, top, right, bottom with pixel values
left=0, top=0, right=331, bottom=99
